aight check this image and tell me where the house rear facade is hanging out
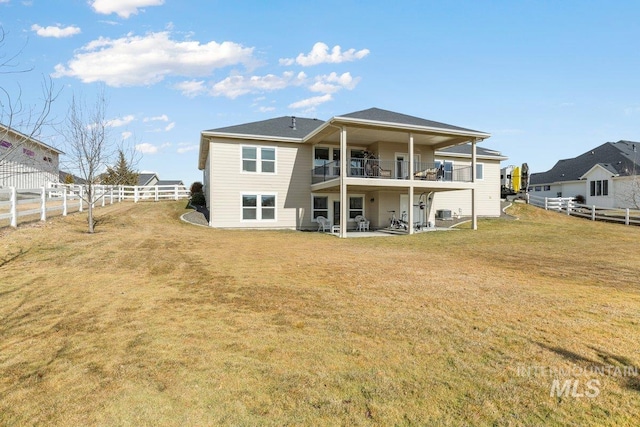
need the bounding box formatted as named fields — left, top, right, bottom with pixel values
left=198, top=108, right=505, bottom=236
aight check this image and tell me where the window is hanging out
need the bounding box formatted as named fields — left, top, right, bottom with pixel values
left=242, top=146, right=276, bottom=173
left=475, top=163, right=484, bottom=180
left=435, top=160, right=453, bottom=181
left=349, top=196, right=364, bottom=219
left=590, top=180, right=609, bottom=196
left=0, top=140, right=12, bottom=149
left=312, top=196, right=328, bottom=220
left=535, top=186, right=541, bottom=191
left=313, top=146, right=340, bottom=176
left=242, top=194, right=276, bottom=221
left=23, top=148, right=35, bottom=157
left=544, top=185, right=550, bottom=191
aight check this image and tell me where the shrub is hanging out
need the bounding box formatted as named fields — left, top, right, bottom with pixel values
left=190, top=181, right=203, bottom=194
left=575, top=194, right=585, bottom=204
left=190, top=192, right=206, bottom=206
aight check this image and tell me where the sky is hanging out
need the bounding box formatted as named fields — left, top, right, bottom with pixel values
left=1, top=0, right=640, bottom=186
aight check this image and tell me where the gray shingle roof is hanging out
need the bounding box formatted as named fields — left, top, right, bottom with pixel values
left=530, top=140, right=640, bottom=185
left=138, top=173, right=158, bottom=186
left=205, top=116, right=324, bottom=139
left=204, top=108, right=487, bottom=139
left=338, top=108, right=484, bottom=133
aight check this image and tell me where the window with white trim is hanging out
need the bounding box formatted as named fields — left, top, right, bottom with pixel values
left=348, top=196, right=364, bottom=219
left=590, top=180, right=609, bottom=196
left=475, top=163, right=484, bottom=180
left=242, top=194, right=276, bottom=220
left=312, top=195, right=329, bottom=220
left=242, top=146, right=276, bottom=173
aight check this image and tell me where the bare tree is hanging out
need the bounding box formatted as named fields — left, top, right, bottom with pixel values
left=59, top=86, right=138, bottom=233
left=0, top=26, right=59, bottom=185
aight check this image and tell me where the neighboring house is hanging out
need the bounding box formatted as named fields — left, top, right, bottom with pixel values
left=529, top=140, right=640, bottom=208
left=156, top=179, right=187, bottom=191
left=198, top=107, right=504, bottom=236
left=0, top=123, right=63, bottom=189
left=137, top=173, right=159, bottom=187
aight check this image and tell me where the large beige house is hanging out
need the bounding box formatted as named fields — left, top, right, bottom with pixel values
left=198, top=108, right=506, bottom=237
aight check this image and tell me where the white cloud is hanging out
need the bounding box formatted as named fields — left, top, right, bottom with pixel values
left=143, top=114, right=169, bottom=122
left=289, top=94, right=333, bottom=110
left=257, top=106, right=276, bottom=113
left=31, top=24, right=81, bottom=38
left=177, top=144, right=198, bottom=154
left=209, top=71, right=307, bottom=99
left=52, top=31, right=255, bottom=87
left=309, top=72, right=360, bottom=94
left=90, top=0, right=164, bottom=19
left=121, top=131, right=133, bottom=140
left=175, top=80, right=207, bottom=97
left=281, top=42, right=370, bottom=67
left=135, top=142, right=158, bottom=154
left=106, top=114, right=135, bottom=127
left=165, top=122, right=175, bottom=131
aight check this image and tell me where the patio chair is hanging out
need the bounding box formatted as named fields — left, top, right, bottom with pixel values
left=354, top=215, right=370, bottom=231
left=316, top=216, right=331, bottom=232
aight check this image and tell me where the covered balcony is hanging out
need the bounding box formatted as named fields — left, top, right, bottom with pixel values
left=312, top=158, right=473, bottom=184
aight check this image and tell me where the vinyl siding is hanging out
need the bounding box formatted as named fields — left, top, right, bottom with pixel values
left=207, top=138, right=312, bottom=228
left=428, top=157, right=501, bottom=218
left=0, top=139, right=60, bottom=189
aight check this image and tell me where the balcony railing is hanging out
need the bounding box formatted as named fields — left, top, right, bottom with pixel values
left=312, top=159, right=473, bottom=184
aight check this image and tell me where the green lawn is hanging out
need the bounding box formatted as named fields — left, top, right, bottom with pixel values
left=0, top=201, right=638, bottom=426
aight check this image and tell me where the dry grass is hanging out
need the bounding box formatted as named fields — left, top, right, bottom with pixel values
left=1, top=201, right=639, bottom=426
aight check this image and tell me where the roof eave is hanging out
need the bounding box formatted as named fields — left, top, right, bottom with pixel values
left=328, top=116, right=491, bottom=139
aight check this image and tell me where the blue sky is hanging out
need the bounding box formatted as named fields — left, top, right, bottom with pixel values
left=1, top=0, right=640, bottom=186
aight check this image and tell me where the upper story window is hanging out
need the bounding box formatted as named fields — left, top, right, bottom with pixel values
left=475, top=163, right=484, bottom=180
left=242, top=146, right=276, bottom=173
left=0, top=140, right=12, bottom=149
left=23, top=148, right=35, bottom=157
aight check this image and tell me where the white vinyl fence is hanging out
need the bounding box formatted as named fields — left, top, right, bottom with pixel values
left=0, top=183, right=190, bottom=228
left=527, top=194, right=640, bottom=226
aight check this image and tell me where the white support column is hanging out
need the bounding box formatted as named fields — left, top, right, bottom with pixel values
left=10, top=186, right=17, bottom=228
left=40, top=187, right=46, bottom=221
left=408, top=133, right=415, bottom=234
left=62, top=187, right=68, bottom=216
left=471, top=139, right=478, bottom=230
left=339, top=126, right=348, bottom=238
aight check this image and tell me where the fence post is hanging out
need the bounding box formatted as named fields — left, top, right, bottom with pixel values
left=174, top=185, right=178, bottom=200
left=10, top=186, right=17, bottom=227
left=155, top=186, right=159, bottom=202
left=63, top=187, right=68, bottom=216
left=40, top=187, right=46, bottom=221
left=110, top=187, right=114, bottom=204
left=79, top=186, right=84, bottom=212
left=544, top=197, right=548, bottom=210
left=566, top=199, right=570, bottom=215
left=591, top=205, right=595, bottom=221
left=626, top=208, right=630, bottom=225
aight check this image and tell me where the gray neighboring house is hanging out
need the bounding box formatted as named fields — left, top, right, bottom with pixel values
left=198, top=107, right=506, bottom=236
left=529, top=140, right=640, bottom=208
left=138, top=173, right=159, bottom=187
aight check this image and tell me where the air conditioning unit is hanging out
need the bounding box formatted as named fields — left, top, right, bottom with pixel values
left=436, top=209, right=452, bottom=220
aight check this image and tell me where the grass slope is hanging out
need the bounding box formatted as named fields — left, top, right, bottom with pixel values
left=1, top=202, right=639, bottom=426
